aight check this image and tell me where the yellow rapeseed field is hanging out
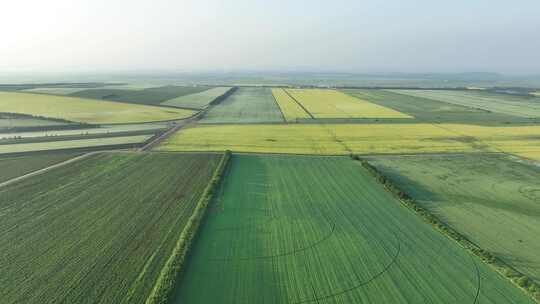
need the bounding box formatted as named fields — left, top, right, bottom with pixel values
left=271, top=88, right=311, bottom=122
left=157, top=123, right=540, bottom=156
left=0, top=92, right=195, bottom=124
left=286, top=89, right=412, bottom=119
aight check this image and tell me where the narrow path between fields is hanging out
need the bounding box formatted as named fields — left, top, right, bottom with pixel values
left=140, top=88, right=236, bottom=151
left=0, top=152, right=97, bottom=189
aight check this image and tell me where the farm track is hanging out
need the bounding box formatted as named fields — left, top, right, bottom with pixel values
left=141, top=90, right=236, bottom=151
left=0, top=152, right=95, bottom=188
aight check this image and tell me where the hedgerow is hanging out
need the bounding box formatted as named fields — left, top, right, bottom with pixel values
left=145, top=150, right=232, bottom=304
left=355, top=156, right=540, bottom=302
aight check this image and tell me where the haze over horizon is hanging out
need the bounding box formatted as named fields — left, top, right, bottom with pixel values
left=2, top=0, right=539, bottom=74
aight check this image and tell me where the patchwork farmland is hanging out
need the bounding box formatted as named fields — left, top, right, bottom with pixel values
left=1, top=82, right=540, bottom=304
left=69, top=85, right=210, bottom=106
left=392, top=90, right=540, bottom=118
left=286, top=88, right=412, bottom=119
left=0, top=91, right=194, bottom=124
left=161, top=87, right=233, bottom=109
left=341, top=89, right=530, bottom=125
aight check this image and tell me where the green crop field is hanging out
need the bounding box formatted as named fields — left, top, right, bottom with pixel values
left=0, top=134, right=152, bottom=154
left=342, top=89, right=529, bottom=125
left=172, top=155, right=533, bottom=303
left=200, top=87, right=284, bottom=123
left=369, top=154, right=540, bottom=284
left=69, top=85, right=209, bottom=106
left=0, top=152, right=79, bottom=183
left=0, top=92, right=195, bottom=124
left=392, top=90, right=540, bottom=118
left=0, top=152, right=221, bottom=304
left=161, top=87, right=232, bottom=109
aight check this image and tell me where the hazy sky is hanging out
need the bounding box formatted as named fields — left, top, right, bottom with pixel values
left=1, top=0, right=539, bottom=74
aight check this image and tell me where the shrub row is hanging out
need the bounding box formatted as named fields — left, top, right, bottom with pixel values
left=355, top=156, right=540, bottom=302
left=209, top=87, right=238, bottom=107
left=145, top=150, right=232, bottom=304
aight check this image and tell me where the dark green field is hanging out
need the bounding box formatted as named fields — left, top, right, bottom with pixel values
left=172, top=155, right=533, bottom=303
left=69, top=85, right=210, bottom=106
left=0, top=152, right=79, bottom=183
left=0, top=152, right=220, bottom=304
left=369, top=154, right=540, bottom=284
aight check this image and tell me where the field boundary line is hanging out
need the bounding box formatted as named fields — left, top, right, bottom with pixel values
left=145, top=150, right=231, bottom=304
left=270, top=89, right=287, bottom=122
left=283, top=89, right=315, bottom=119
left=0, top=152, right=98, bottom=189
left=357, top=158, right=540, bottom=303
left=141, top=87, right=238, bottom=151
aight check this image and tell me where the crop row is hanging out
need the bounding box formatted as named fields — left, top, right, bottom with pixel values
left=358, top=157, right=540, bottom=301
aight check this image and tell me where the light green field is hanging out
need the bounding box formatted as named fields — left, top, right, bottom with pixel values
left=173, top=155, right=533, bottom=303
left=392, top=90, right=540, bottom=118
left=0, top=135, right=151, bottom=154
left=287, top=89, right=412, bottom=119
left=161, top=87, right=231, bottom=109
left=0, top=92, right=195, bottom=124
left=370, top=154, right=540, bottom=284
left=0, top=152, right=221, bottom=303
left=200, top=87, right=284, bottom=123
left=156, top=123, right=540, bottom=156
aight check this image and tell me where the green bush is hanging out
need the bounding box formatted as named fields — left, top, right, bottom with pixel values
left=516, top=276, right=529, bottom=287
left=145, top=151, right=231, bottom=304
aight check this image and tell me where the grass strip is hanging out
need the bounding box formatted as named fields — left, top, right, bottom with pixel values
left=145, top=150, right=232, bottom=304
left=355, top=156, right=540, bottom=302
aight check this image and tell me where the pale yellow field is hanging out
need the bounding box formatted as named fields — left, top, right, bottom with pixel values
left=286, top=89, right=412, bottom=119
left=533, top=91, right=540, bottom=97
left=0, top=92, right=195, bottom=124
left=156, top=123, right=540, bottom=156
left=157, top=124, right=540, bottom=155
left=271, top=88, right=311, bottom=122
